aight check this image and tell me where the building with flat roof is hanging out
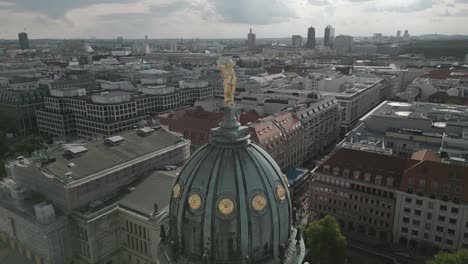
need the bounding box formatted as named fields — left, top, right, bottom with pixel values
left=7, top=128, right=190, bottom=211
left=37, top=79, right=213, bottom=140
left=0, top=77, right=48, bottom=135
left=317, top=76, right=390, bottom=134
left=344, top=101, right=468, bottom=163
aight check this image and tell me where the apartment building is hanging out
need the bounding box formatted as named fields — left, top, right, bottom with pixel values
left=292, top=96, right=341, bottom=161
left=394, top=152, right=468, bottom=253
left=310, top=148, right=415, bottom=242
left=249, top=112, right=305, bottom=169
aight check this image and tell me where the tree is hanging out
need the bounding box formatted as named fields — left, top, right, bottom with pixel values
left=305, top=215, right=347, bottom=264
left=426, top=250, right=468, bottom=264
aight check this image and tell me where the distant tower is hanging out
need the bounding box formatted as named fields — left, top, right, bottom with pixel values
left=247, top=28, right=256, bottom=50
left=324, top=25, right=334, bottom=47
left=117, top=36, right=124, bottom=44
left=404, top=30, right=410, bottom=39
left=291, top=35, right=303, bottom=47
left=306, top=27, right=316, bottom=48
left=397, top=30, right=402, bottom=38
left=18, top=32, right=30, bottom=50
left=145, top=35, right=148, bottom=41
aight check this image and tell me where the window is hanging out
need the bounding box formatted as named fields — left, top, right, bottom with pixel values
left=343, top=169, right=350, bottom=177
left=364, top=173, right=371, bottom=182
left=440, top=205, right=447, bottom=211
left=353, top=171, right=360, bottom=179
left=416, top=199, right=423, bottom=205
left=439, top=215, right=446, bottom=222
left=447, top=239, right=453, bottom=246
left=375, top=175, right=382, bottom=185
left=414, top=210, right=422, bottom=216
left=427, top=213, right=432, bottom=220
left=452, top=208, right=459, bottom=214
left=436, top=226, right=444, bottom=232
left=333, top=167, right=340, bottom=176
left=448, top=229, right=455, bottom=235
left=401, top=227, right=408, bottom=233
left=405, top=197, right=412, bottom=203
left=428, top=202, right=434, bottom=209
left=435, top=236, right=442, bottom=242
left=412, top=230, right=418, bottom=236
left=404, top=207, right=411, bottom=213
left=386, top=177, right=394, bottom=187
left=456, top=186, right=462, bottom=194
left=443, top=184, right=451, bottom=193
left=425, top=223, right=431, bottom=230
left=449, top=218, right=457, bottom=225
left=403, top=217, right=410, bottom=223
left=413, top=220, right=421, bottom=226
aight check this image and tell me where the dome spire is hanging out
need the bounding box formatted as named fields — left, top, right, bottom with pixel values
left=211, top=56, right=249, bottom=146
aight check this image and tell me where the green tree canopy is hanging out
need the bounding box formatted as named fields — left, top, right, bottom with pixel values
left=305, top=215, right=347, bottom=264
left=426, top=250, right=468, bottom=264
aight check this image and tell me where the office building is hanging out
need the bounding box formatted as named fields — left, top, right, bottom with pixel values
left=345, top=101, right=468, bottom=163
left=334, top=35, right=353, bottom=53
left=311, top=75, right=390, bottom=134
left=397, top=30, right=402, bottom=38
left=404, top=30, right=410, bottom=39
left=0, top=77, right=48, bottom=135
left=2, top=129, right=189, bottom=263
left=18, top=32, right=30, bottom=50
left=37, top=80, right=213, bottom=140
left=324, top=25, right=334, bottom=47
left=306, top=27, right=316, bottom=49
left=247, top=28, right=256, bottom=50
left=292, top=35, right=303, bottom=48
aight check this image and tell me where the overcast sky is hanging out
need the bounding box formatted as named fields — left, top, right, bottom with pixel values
left=1, top=0, right=468, bottom=39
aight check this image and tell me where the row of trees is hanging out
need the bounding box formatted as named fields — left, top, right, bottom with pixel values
left=304, top=215, right=468, bottom=264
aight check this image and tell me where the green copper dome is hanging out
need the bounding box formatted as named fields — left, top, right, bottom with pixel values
left=159, top=107, right=304, bottom=264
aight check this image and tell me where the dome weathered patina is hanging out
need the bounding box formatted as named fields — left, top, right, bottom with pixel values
left=159, top=107, right=305, bottom=264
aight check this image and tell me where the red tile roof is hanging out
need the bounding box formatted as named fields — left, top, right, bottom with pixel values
left=411, top=150, right=440, bottom=162
left=420, top=69, right=468, bottom=80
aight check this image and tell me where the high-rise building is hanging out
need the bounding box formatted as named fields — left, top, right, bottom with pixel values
left=324, top=25, right=334, bottom=47
left=306, top=27, right=316, bottom=48
left=403, top=30, right=410, bottom=39
left=397, top=30, right=402, bottom=38
left=247, top=28, right=256, bottom=49
left=117, top=36, right=124, bottom=44
left=334, top=35, right=354, bottom=53
left=292, top=35, right=303, bottom=47
left=18, top=32, right=30, bottom=50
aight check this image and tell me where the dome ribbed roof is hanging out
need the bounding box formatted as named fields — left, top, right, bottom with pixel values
left=163, top=107, right=302, bottom=264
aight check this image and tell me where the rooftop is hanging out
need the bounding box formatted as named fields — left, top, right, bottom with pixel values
left=368, top=101, right=468, bottom=121
left=420, top=69, right=468, bottom=80
left=39, top=128, right=184, bottom=182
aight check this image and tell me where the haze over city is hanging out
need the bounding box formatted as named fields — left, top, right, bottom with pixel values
left=1, top=0, right=468, bottom=39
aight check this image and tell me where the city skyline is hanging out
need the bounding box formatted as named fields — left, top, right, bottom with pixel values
left=0, top=0, right=468, bottom=39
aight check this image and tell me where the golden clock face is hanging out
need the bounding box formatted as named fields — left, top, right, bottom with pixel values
left=188, top=194, right=202, bottom=210
left=173, top=183, right=182, bottom=199
left=276, top=185, right=286, bottom=201
left=218, top=198, right=235, bottom=215
left=251, top=194, right=267, bottom=211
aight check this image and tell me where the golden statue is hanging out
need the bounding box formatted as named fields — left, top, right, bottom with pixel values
left=217, top=56, right=237, bottom=107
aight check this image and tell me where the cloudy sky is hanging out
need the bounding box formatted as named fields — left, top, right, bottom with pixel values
left=1, top=0, right=468, bottom=39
